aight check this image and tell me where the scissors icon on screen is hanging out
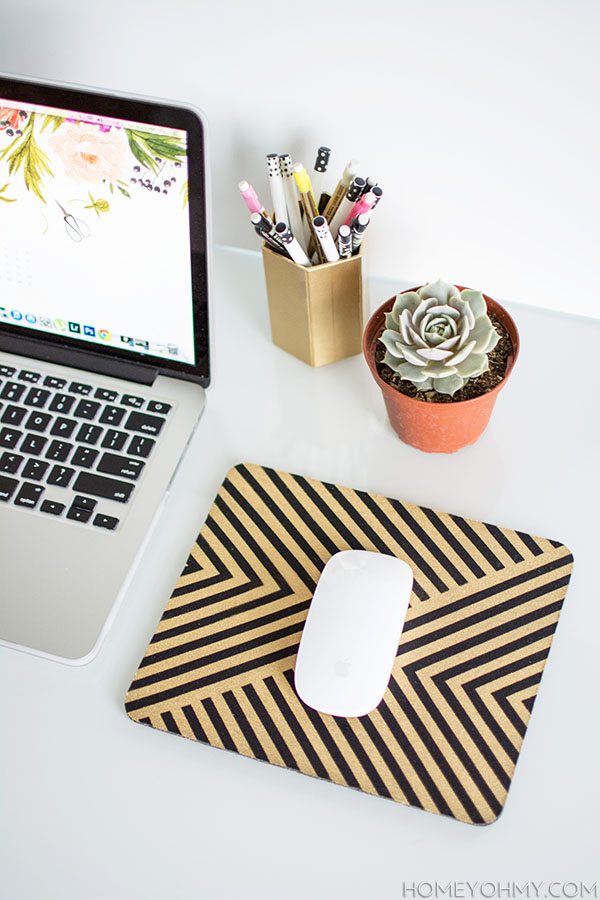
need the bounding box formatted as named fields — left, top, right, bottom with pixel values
left=55, top=201, right=91, bottom=242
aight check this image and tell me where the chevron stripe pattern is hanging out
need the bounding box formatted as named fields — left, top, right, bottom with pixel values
left=125, top=463, right=574, bottom=825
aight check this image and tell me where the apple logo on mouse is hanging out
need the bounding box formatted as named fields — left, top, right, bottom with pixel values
left=334, top=658, right=350, bottom=678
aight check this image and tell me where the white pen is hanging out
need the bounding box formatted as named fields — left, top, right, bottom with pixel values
left=266, top=153, right=288, bottom=225
left=337, top=224, right=352, bottom=258
left=312, top=215, right=340, bottom=263
left=278, top=153, right=309, bottom=251
left=274, top=221, right=312, bottom=267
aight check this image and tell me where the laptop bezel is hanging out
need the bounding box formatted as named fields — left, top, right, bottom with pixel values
left=0, top=73, right=210, bottom=388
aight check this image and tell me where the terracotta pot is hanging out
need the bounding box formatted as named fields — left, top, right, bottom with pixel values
left=363, top=287, right=520, bottom=453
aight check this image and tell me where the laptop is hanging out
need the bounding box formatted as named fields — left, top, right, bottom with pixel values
left=0, top=74, right=210, bottom=664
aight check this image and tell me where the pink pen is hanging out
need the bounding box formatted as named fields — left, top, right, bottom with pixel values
left=344, top=190, right=377, bottom=227
left=238, top=180, right=270, bottom=219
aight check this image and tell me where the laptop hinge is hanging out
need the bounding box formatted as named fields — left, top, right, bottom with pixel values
left=0, top=332, right=158, bottom=386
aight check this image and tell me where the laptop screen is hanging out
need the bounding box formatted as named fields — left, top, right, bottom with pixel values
left=0, top=76, right=209, bottom=386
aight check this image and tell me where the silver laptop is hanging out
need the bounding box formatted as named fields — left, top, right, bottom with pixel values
left=0, top=74, right=210, bottom=663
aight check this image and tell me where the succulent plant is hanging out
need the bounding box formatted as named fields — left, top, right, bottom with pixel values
left=379, top=279, right=500, bottom=395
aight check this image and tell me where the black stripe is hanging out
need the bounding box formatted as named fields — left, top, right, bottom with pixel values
left=387, top=679, right=485, bottom=822
left=237, top=464, right=333, bottom=571
left=125, top=643, right=301, bottom=712
left=516, top=531, right=544, bottom=556
left=484, top=523, right=524, bottom=563
left=201, top=697, right=237, bottom=751
left=182, top=704, right=209, bottom=742
left=242, top=683, right=299, bottom=770
left=494, top=672, right=543, bottom=737
left=401, top=556, right=572, bottom=635
left=133, top=620, right=304, bottom=690
left=262, top=675, right=330, bottom=780
left=263, top=467, right=341, bottom=557
left=399, top=575, right=569, bottom=659
left=222, top=690, right=269, bottom=761
left=450, top=515, right=504, bottom=571
left=290, top=473, right=368, bottom=550
left=421, top=507, right=485, bottom=578
left=143, top=599, right=310, bottom=668
left=331, top=717, right=392, bottom=798
left=403, top=592, right=565, bottom=673
left=171, top=529, right=232, bottom=598
left=357, top=716, right=422, bottom=807
left=522, top=696, right=536, bottom=713
left=161, top=711, right=181, bottom=734
left=223, top=479, right=318, bottom=593
left=137, top=716, right=151, bottom=726
left=282, top=669, right=361, bottom=788
left=383, top=495, right=466, bottom=587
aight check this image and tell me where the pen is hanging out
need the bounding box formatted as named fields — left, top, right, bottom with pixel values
left=293, top=163, right=326, bottom=263
left=362, top=176, right=377, bottom=196
left=344, top=190, right=377, bottom=228
left=274, top=221, right=312, bottom=266
left=279, top=153, right=309, bottom=250
left=371, top=185, right=383, bottom=206
left=251, top=212, right=291, bottom=258
left=328, top=175, right=366, bottom=239
left=311, top=146, right=331, bottom=214
left=239, top=180, right=270, bottom=220
left=337, top=224, right=352, bottom=258
left=312, top=216, right=340, bottom=263
left=322, top=159, right=359, bottom=224
left=351, top=213, right=370, bottom=254
left=266, top=153, right=288, bottom=225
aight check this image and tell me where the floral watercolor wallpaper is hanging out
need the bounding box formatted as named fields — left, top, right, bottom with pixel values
left=0, top=104, right=188, bottom=222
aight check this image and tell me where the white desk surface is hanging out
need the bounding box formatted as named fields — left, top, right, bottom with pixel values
left=2, top=247, right=598, bottom=899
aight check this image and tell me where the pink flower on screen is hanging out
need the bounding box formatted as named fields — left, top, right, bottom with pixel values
left=48, top=123, right=127, bottom=184
left=0, top=107, right=24, bottom=130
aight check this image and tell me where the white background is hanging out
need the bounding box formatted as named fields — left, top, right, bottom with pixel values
left=1, top=0, right=598, bottom=318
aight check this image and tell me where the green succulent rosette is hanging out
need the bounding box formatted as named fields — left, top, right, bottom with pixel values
left=379, top=279, right=500, bottom=395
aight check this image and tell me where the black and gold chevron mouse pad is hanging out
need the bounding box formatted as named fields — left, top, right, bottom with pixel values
left=125, top=463, right=574, bottom=825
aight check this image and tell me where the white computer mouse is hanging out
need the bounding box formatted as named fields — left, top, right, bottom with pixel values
left=294, top=549, right=413, bottom=718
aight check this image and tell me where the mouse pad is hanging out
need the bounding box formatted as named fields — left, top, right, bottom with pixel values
left=125, top=463, right=574, bottom=825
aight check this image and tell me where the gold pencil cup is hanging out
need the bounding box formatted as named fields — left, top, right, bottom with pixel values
left=261, top=245, right=364, bottom=368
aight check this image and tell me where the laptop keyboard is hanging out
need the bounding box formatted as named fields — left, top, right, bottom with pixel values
left=0, top=364, right=172, bottom=531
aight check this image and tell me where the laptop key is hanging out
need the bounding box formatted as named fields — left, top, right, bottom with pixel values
left=147, top=401, right=172, bottom=415
left=127, top=435, right=155, bottom=458
left=22, top=459, right=50, bottom=480
left=43, top=376, right=66, bottom=389
left=20, top=434, right=47, bottom=455
left=69, top=381, right=93, bottom=395
left=75, top=423, right=102, bottom=445
left=0, top=427, right=22, bottom=449
left=24, top=388, right=50, bottom=408
left=94, top=388, right=118, bottom=402
left=124, top=411, right=165, bottom=436
left=1, top=405, right=27, bottom=426
left=0, top=366, right=16, bottom=378
left=99, top=405, right=125, bottom=426
left=40, top=499, right=65, bottom=516
left=51, top=417, right=77, bottom=438
left=70, top=446, right=98, bottom=468
left=73, top=399, right=100, bottom=420
left=46, top=440, right=73, bottom=462
left=72, top=471, right=134, bottom=503
left=71, top=495, right=97, bottom=511
left=121, top=394, right=145, bottom=408
left=101, top=429, right=127, bottom=451
left=14, top=482, right=44, bottom=508
left=49, top=393, right=75, bottom=414
left=0, top=452, right=23, bottom=474
left=25, top=411, right=52, bottom=432
left=47, top=465, right=75, bottom=487
left=1, top=381, right=26, bottom=402
left=0, top=474, right=19, bottom=501
left=18, top=370, right=41, bottom=383
left=93, top=513, right=119, bottom=530
left=97, top=452, right=145, bottom=481
left=66, top=506, right=93, bottom=523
